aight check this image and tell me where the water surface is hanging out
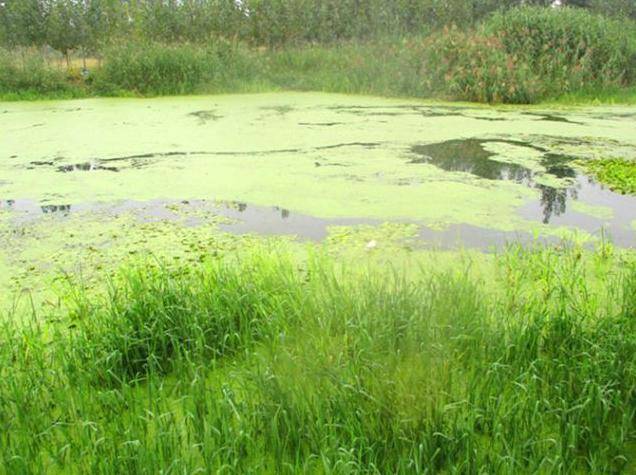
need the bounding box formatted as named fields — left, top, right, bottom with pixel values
left=1, top=92, right=635, bottom=249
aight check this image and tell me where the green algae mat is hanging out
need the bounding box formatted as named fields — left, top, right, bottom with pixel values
left=1, top=92, right=635, bottom=305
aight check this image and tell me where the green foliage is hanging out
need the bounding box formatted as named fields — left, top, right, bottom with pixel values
left=129, top=0, right=246, bottom=44
left=486, top=6, right=636, bottom=91
left=0, top=48, right=82, bottom=96
left=546, top=85, right=636, bottom=104
left=1, top=1, right=635, bottom=56
left=421, top=27, right=543, bottom=103
left=46, top=0, right=87, bottom=58
left=0, top=244, right=635, bottom=472
left=587, top=0, right=636, bottom=20
left=0, top=0, right=506, bottom=52
left=81, top=38, right=429, bottom=98
left=72, top=258, right=293, bottom=385
left=0, top=0, right=48, bottom=48
left=242, top=0, right=437, bottom=45
left=93, top=41, right=241, bottom=95
left=582, top=158, right=636, bottom=194
left=423, top=6, right=636, bottom=103
left=256, top=37, right=428, bottom=97
left=1, top=5, right=636, bottom=103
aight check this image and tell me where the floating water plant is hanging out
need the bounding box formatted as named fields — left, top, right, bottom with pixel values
left=581, top=158, right=636, bottom=195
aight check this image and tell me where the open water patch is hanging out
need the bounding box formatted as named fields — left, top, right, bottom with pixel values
left=0, top=198, right=558, bottom=250
left=409, top=138, right=636, bottom=242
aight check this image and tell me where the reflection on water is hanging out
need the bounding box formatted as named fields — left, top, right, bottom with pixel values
left=276, top=206, right=291, bottom=219
left=410, top=138, right=585, bottom=224
left=1, top=197, right=634, bottom=248
left=2, top=200, right=71, bottom=215
left=222, top=201, right=290, bottom=219
left=411, top=139, right=536, bottom=184
left=537, top=185, right=567, bottom=224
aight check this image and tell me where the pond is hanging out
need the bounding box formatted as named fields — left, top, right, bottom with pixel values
left=1, top=92, right=635, bottom=298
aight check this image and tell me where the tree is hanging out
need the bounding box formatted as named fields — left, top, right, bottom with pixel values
left=0, top=0, right=48, bottom=48
left=45, top=0, right=87, bottom=66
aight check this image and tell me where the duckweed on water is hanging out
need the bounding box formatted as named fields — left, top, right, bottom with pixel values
left=1, top=93, right=636, bottom=309
left=2, top=93, right=635, bottom=239
left=0, top=242, right=635, bottom=473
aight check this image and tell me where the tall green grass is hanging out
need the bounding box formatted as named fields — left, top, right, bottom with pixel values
left=1, top=7, right=636, bottom=104
left=0, top=48, right=85, bottom=99
left=1, top=243, right=635, bottom=473
left=92, top=41, right=248, bottom=96
left=252, top=38, right=428, bottom=97
left=487, top=6, right=636, bottom=89
left=423, top=6, right=636, bottom=103
left=89, top=38, right=429, bottom=98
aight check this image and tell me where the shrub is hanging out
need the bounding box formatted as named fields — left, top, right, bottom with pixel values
left=0, top=48, right=80, bottom=96
left=422, top=7, right=636, bottom=103
left=485, top=6, right=636, bottom=92
left=93, top=41, right=240, bottom=96
left=421, top=27, right=543, bottom=103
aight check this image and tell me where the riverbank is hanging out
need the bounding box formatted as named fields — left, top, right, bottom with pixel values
left=3, top=5, right=636, bottom=106
left=2, top=40, right=636, bottom=106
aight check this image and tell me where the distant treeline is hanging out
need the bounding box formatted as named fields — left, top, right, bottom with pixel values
left=1, top=3, right=635, bottom=103
left=1, top=0, right=635, bottom=56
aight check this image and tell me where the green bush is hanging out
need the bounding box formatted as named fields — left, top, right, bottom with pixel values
left=422, top=7, right=636, bottom=103
left=485, top=6, right=636, bottom=92
left=93, top=41, right=242, bottom=96
left=0, top=49, right=80, bottom=97
left=582, top=158, right=636, bottom=195
left=421, top=27, right=543, bottom=103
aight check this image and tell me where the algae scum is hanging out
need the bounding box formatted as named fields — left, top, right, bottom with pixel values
left=1, top=93, right=635, bottom=299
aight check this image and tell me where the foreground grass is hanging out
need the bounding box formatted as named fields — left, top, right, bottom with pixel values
left=1, top=243, right=635, bottom=473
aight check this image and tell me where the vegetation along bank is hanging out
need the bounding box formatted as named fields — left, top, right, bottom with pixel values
left=1, top=2, right=636, bottom=103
